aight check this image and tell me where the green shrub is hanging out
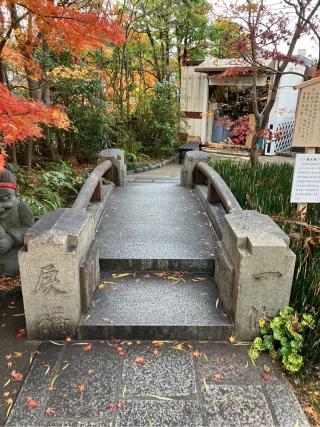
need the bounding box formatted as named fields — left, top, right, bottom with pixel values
left=50, top=72, right=111, bottom=162
left=15, top=162, right=90, bottom=219
left=248, top=307, right=314, bottom=372
left=209, top=159, right=320, bottom=364
left=109, top=81, right=182, bottom=160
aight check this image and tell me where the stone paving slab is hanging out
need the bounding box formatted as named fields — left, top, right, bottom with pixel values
left=79, top=273, right=232, bottom=340
left=6, top=341, right=309, bottom=427
left=97, top=183, right=217, bottom=266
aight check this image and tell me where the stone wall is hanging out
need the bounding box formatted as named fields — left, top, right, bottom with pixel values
left=215, top=210, right=296, bottom=340
left=19, top=209, right=94, bottom=339
left=181, top=152, right=296, bottom=340
left=19, top=149, right=126, bottom=340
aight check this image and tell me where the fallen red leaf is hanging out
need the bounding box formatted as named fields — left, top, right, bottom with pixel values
left=106, top=403, right=118, bottom=411
left=83, top=343, right=92, bottom=351
left=106, top=401, right=125, bottom=411
left=213, top=372, right=222, bottom=382
left=75, top=384, right=86, bottom=393
left=152, top=341, right=165, bottom=347
left=26, top=397, right=38, bottom=409
left=66, top=336, right=73, bottom=343
left=134, top=356, right=147, bottom=365
left=261, top=372, right=270, bottom=382
left=45, top=407, right=55, bottom=416
left=16, top=329, right=26, bottom=340
left=11, top=370, right=23, bottom=381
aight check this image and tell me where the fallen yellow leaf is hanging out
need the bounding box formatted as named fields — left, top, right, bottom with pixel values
left=173, top=343, right=185, bottom=351
left=148, top=395, right=173, bottom=401
left=112, top=273, right=134, bottom=278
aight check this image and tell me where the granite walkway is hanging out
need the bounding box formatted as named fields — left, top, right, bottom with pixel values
left=6, top=341, right=308, bottom=426
left=5, top=170, right=309, bottom=426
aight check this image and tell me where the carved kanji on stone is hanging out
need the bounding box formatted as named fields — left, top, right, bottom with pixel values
left=38, top=307, right=70, bottom=338
left=35, top=265, right=66, bottom=295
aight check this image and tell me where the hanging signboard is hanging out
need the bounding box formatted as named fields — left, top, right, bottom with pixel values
left=292, top=76, right=320, bottom=148
left=290, top=154, right=320, bottom=203
left=208, top=76, right=267, bottom=86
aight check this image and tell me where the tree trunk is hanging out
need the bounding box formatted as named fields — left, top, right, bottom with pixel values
left=250, top=133, right=259, bottom=168
left=25, top=77, right=40, bottom=171
left=40, top=41, right=55, bottom=161
left=0, top=59, right=6, bottom=84
left=10, top=144, right=17, bottom=166
left=25, top=142, right=33, bottom=171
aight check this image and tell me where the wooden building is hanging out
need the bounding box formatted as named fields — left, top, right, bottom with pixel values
left=180, top=59, right=306, bottom=153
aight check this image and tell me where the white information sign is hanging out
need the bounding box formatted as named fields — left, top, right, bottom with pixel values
left=290, top=154, right=320, bottom=203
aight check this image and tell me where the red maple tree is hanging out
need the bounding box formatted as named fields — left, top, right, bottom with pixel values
left=0, top=0, right=124, bottom=168
left=218, top=0, right=320, bottom=167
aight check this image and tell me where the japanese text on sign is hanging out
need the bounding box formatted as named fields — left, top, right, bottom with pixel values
left=290, top=154, right=320, bottom=203
left=292, top=85, right=320, bottom=148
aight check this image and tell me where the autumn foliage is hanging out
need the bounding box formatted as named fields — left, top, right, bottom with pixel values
left=0, top=0, right=124, bottom=167
left=0, top=83, right=69, bottom=143
left=20, top=1, right=124, bottom=51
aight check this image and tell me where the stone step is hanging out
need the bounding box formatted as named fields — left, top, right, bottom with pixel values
left=99, top=258, right=215, bottom=273
left=79, top=272, right=233, bottom=341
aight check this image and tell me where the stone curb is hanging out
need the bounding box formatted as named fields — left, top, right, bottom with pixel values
left=127, top=154, right=178, bottom=175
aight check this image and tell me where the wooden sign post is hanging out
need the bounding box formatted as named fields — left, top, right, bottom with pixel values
left=291, top=77, right=320, bottom=217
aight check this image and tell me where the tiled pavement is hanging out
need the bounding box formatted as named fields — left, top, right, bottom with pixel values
left=6, top=341, right=308, bottom=426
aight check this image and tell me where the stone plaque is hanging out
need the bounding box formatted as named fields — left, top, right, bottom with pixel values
left=290, top=154, right=320, bottom=203
left=292, top=77, right=320, bottom=148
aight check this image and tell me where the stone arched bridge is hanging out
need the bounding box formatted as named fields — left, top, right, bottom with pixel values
left=18, top=149, right=295, bottom=343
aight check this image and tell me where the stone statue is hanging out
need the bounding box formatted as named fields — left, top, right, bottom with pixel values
left=0, top=168, right=34, bottom=277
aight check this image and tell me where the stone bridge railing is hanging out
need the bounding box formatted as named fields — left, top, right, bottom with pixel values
left=19, top=149, right=126, bottom=340
left=181, top=151, right=296, bottom=340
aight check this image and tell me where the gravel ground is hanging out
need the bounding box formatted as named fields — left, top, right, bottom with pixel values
left=133, top=152, right=295, bottom=179
left=0, top=292, right=39, bottom=426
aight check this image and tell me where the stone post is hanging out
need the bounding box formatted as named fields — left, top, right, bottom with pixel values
left=100, top=149, right=126, bottom=186
left=215, top=210, right=296, bottom=340
left=180, top=151, right=209, bottom=187
left=19, top=208, right=94, bottom=340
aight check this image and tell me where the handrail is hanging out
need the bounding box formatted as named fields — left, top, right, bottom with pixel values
left=196, top=162, right=242, bottom=213
left=73, top=160, right=112, bottom=210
